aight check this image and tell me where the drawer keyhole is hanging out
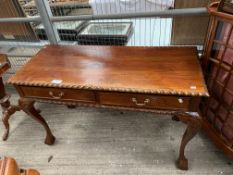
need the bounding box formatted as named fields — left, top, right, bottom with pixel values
left=132, top=98, right=150, bottom=107
left=49, top=91, right=64, bottom=99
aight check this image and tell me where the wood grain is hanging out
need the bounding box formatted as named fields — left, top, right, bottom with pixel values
left=8, top=45, right=208, bottom=97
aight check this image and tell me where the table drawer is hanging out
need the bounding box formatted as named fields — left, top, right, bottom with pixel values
left=98, top=92, right=190, bottom=110
left=20, top=86, right=95, bottom=103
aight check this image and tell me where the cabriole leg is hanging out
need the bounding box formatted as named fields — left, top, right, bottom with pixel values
left=2, top=104, right=20, bottom=141
left=175, top=112, right=202, bottom=170
left=19, top=98, right=55, bottom=145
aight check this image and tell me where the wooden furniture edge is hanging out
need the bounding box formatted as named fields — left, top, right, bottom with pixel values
left=7, top=46, right=209, bottom=97
left=202, top=118, right=233, bottom=159
left=208, top=2, right=233, bottom=21
left=201, top=1, right=233, bottom=159
left=7, top=82, right=209, bottom=97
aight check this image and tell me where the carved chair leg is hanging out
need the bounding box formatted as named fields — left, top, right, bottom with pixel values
left=2, top=111, right=10, bottom=140
left=2, top=105, right=21, bottom=141
left=1, top=96, right=14, bottom=140
left=175, top=113, right=202, bottom=170
left=1, top=99, right=10, bottom=140
left=19, top=98, right=56, bottom=145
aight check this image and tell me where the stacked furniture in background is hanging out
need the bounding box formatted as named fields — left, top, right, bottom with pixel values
left=201, top=2, right=233, bottom=157
left=0, top=0, right=37, bottom=41
left=90, top=0, right=174, bottom=15
left=172, top=0, right=218, bottom=45
left=35, top=21, right=87, bottom=41
left=22, top=0, right=90, bottom=16
left=76, top=22, right=133, bottom=45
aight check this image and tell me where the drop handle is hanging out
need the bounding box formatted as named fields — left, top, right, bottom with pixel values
left=132, top=98, right=150, bottom=107
left=49, top=91, right=64, bottom=99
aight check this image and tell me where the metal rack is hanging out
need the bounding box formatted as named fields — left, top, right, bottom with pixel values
left=0, top=0, right=208, bottom=46
left=0, top=0, right=210, bottom=80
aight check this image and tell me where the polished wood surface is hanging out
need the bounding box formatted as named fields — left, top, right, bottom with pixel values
left=8, top=45, right=208, bottom=97
left=0, top=157, right=40, bottom=175
left=208, top=2, right=233, bottom=21
left=7, top=46, right=208, bottom=170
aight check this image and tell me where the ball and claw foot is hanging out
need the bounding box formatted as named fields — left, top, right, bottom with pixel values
left=19, top=98, right=56, bottom=145
left=174, top=112, right=202, bottom=170
left=2, top=113, right=9, bottom=141
left=44, top=135, right=56, bottom=145
left=177, top=157, right=188, bottom=170
left=2, top=128, right=9, bottom=141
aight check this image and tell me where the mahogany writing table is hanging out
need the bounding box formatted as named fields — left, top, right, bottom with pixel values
left=7, top=45, right=208, bottom=170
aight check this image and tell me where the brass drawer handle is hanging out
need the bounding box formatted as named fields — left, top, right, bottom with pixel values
left=49, top=91, right=64, bottom=99
left=132, top=98, right=150, bottom=107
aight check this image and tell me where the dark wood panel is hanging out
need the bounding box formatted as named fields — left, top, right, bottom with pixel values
left=99, top=92, right=190, bottom=110
left=20, top=86, right=96, bottom=103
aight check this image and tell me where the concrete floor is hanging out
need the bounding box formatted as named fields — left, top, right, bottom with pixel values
left=0, top=88, right=233, bottom=175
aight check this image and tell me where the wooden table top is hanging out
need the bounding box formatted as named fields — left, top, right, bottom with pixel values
left=8, top=45, right=208, bottom=97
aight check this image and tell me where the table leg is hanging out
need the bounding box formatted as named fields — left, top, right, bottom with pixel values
left=0, top=91, right=21, bottom=140
left=19, top=98, right=56, bottom=145
left=1, top=95, right=11, bottom=140
left=1, top=104, right=21, bottom=141
left=174, top=112, right=202, bottom=170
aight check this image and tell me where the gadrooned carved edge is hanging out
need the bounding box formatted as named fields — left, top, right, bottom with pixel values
left=8, top=81, right=210, bottom=97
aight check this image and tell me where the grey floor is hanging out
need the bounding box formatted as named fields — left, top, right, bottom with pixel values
left=0, top=88, right=233, bottom=175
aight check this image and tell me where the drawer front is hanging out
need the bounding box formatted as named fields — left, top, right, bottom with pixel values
left=20, top=86, right=95, bottom=103
left=98, top=92, right=190, bottom=110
